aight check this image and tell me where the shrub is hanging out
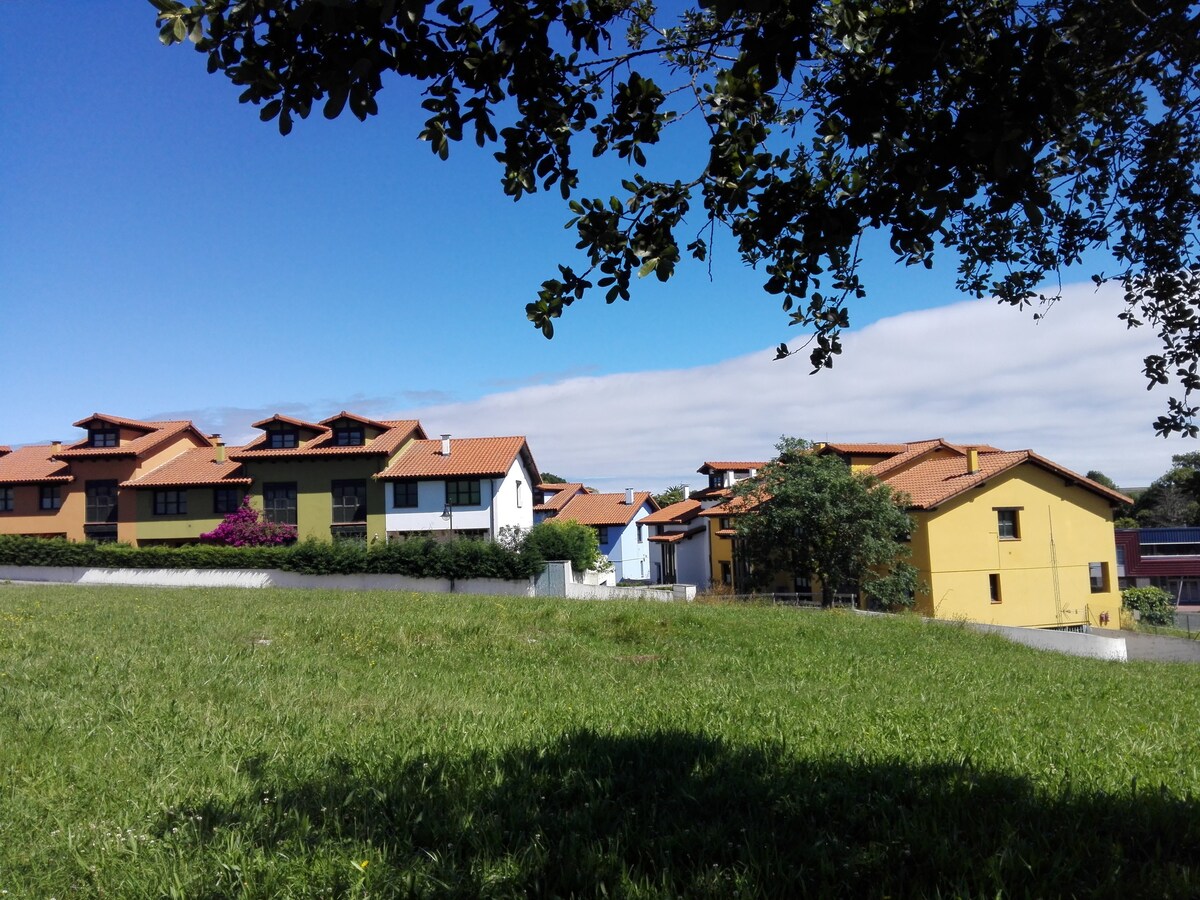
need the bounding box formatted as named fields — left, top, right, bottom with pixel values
left=523, top=519, right=602, bottom=572
left=1121, top=586, right=1176, bottom=626
left=201, top=496, right=297, bottom=546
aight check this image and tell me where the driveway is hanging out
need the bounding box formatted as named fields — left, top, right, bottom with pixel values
left=1119, top=630, right=1200, bottom=663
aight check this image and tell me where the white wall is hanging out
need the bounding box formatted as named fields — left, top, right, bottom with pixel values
left=383, top=457, right=535, bottom=538
left=677, top=530, right=710, bottom=587
left=607, top=501, right=654, bottom=581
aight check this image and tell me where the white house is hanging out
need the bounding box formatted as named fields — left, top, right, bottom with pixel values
left=640, top=495, right=710, bottom=587
left=376, top=435, right=539, bottom=540
left=553, top=488, right=658, bottom=582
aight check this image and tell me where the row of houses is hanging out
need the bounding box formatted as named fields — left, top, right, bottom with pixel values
left=642, top=442, right=1133, bottom=630
left=0, top=413, right=1140, bottom=629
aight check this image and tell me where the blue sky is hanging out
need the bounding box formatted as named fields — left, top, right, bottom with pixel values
left=0, top=2, right=1186, bottom=490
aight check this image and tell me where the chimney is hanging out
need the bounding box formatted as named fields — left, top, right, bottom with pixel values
left=213, top=436, right=226, bottom=464
left=51, top=440, right=62, bottom=454
left=625, top=487, right=635, bottom=505
left=681, top=484, right=690, bottom=500
left=966, top=447, right=979, bottom=474
left=440, top=434, right=451, bottom=456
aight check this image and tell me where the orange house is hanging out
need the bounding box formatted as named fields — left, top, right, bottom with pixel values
left=0, top=444, right=76, bottom=538
left=36, top=414, right=213, bottom=544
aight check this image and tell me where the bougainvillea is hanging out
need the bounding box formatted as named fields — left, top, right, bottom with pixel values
left=201, top=496, right=297, bottom=546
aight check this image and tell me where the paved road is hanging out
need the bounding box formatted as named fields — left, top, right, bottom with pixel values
left=1119, top=630, right=1200, bottom=663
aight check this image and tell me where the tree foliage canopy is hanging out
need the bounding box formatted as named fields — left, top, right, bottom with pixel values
left=155, top=0, right=1200, bottom=434
left=731, top=437, right=917, bottom=608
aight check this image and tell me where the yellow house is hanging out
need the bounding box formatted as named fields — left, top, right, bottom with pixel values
left=820, top=440, right=1131, bottom=629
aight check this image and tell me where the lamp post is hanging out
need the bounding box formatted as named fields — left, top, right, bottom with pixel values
left=442, top=501, right=454, bottom=538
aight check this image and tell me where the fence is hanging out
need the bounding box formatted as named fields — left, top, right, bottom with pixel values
left=706, top=591, right=859, bottom=608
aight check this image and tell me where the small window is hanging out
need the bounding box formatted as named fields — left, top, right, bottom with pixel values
left=637, top=524, right=644, bottom=543
left=719, top=517, right=733, bottom=531
left=595, top=525, right=610, bottom=545
left=331, top=524, right=367, bottom=542
left=709, top=471, right=724, bottom=490
left=989, top=573, right=1002, bottom=603
left=393, top=481, right=419, bottom=508
left=720, top=560, right=733, bottom=585
left=1089, top=562, right=1109, bottom=593
left=334, top=427, right=364, bottom=446
left=40, top=485, right=61, bottom=510
left=0, top=487, right=12, bottom=512
left=90, top=428, right=118, bottom=448
left=997, top=509, right=1020, bottom=540
left=263, top=482, right=298, bottom=525
left=516, top=479, right=523, bottom=508
left=153, top=489, right=187, bottom=516
left=267, top=430, right=298, bottom=449
left=331, top=480, right=367, bottom=523
left=213, top=488, right=243, bottom=515
left=445, top=479, right=481, bottom=507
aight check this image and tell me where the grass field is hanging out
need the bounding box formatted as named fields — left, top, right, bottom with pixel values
left=1, top=584, right=1198, bottom=898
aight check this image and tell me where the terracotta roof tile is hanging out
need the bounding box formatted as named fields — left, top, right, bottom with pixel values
left=639, top=498, right=702, bottom=524
left=0, top=446, right=11, bottom=456
left=820, top=442, right=911, bottom=455
left=556, top=491, right=655, bottom=526
left=377, top=436, right=535, bottom=479
left=233, top=418, right=424, bottom=459
left=56, top=419, right=203, bottom=459
left=249, top=413, right=326, bottom=431
left=0, top=445, right=74, bottom=484
left=534, top=483, right=584, bottom=512
left=120, top=448, right=252, bottom=488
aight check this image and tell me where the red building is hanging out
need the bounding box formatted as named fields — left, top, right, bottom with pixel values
left=1115, top=528, right=1200, bottom=606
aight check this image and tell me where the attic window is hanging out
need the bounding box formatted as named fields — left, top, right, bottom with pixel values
left=268, top=429, right=298, bottom=449
left=334, top=427, right=364, bottom=446
left=996, top=508, right=1021, bottom=540
left=90, top=428, right=118, bottom=448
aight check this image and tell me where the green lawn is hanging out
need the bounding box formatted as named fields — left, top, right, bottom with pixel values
left=1, top=584, right=1197, bottom=897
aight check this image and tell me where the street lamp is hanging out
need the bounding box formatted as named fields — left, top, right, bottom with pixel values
left=442, top=501, right=454, bottom=538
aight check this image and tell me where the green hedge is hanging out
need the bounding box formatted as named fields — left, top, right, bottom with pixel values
left=0, top=535, right=543, bottom=581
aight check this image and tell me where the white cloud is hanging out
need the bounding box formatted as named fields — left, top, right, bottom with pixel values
left=386, top=282, right=1181, bottom=492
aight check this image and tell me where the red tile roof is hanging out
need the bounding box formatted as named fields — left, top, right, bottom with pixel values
left=556, top=491, right=655, bottom=526
left=534, top=482, right=585, bottom=512
left=233, top=418, right=424, bottom=459
left=56, top=417, right=206, bottom=459
left=819, top=442, right=911, bottom=455
left=0, top=445, right=74, bottom=484
left=697, top=461, right=769, bottom=473
left=377, top=436, right=536, bottom=480
left=639, top=498, right=702, bottom=524
left=120, top=448, right=252, bottom=488
left=876, top=448, right=1133, bottom=509
left=0, top=446, right=11, bottom=456
left=249, top=413, right=325, bottom=431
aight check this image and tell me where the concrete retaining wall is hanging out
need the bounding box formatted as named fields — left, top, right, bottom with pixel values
left=962, top=621, right=1128, bottom=661
left=0, top=565, right=536, bottom=597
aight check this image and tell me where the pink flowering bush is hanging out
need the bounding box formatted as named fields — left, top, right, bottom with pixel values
left=201, top=496, right=297, bottom=546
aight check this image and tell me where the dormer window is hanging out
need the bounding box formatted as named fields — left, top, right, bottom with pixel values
left=90, top=428, right=118, bottom=448
left=268, top=429, right=298, bottom=449
left=709, top=472, right=723, bottom=489
left=334, top=427, right=364, bottom=446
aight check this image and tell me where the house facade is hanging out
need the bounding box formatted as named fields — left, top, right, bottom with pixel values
left=640, top=496, right=709, bottom=586
left=1115, top=527, right=1200, bottom=605
left=550, top=488, right=657, bottom=582
left=230, top=413, right=426, bottom=542
left=0, top=444, right=75, bottom=539
left=377, top=435, right=538, bottom=540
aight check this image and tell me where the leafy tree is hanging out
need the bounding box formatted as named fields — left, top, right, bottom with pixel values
left=1132, top=453, right=1200, bottom=527
left=156, top=0, right=1200, bottom=434
left=731, top=437, right=917, bottom=609
left=538, top=472, right=568, bottom=484
left=653, top=484, right=688, bottom=508
left=523, top=518, right=603, bottom=572
left=1087, top=470, right=1133, bottom=521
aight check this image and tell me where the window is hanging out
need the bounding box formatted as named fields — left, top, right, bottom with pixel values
left=709, top=471, right=724, bottom=490
left=516, top=480, right=523, bottom=508
left=153, top=489, right=187, bottom=516
left=1089, top=562, right=1110, bottom=593
left=720, top=560, right=733, bottom=585
left=445, top=479, right=481, bottom=507
left=89, top=428, right=118, bottom=448
left=214, top=488, right=243, bottom=515
left=40, top=485, right=61, bottom=510
left=263, top=483, right=297, bottom=525
left=719, top=517, right=733, bottom=531
left=595, top=525, right=610, bottom=545
left=989, top=573, right=1002, bottom=603
left=267, top=430, right=298, bottom=449
left=334, top=427, right=364, bottom=446
left=0, top=487, right=12, bottom=512
left=332, top=525, right=367, bottom=542
left=85, top=481, right=118, bottom=523
left=393, top=480, right=419, bottom=508
left=637, top=524, right=644, bottom=543
left=331, top=480, right=367, bottom=523
left=996, top=508, right=1021, bottom=540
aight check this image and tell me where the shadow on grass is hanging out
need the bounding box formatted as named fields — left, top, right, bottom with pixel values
left=167, top=730, right=1197, bottom=897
